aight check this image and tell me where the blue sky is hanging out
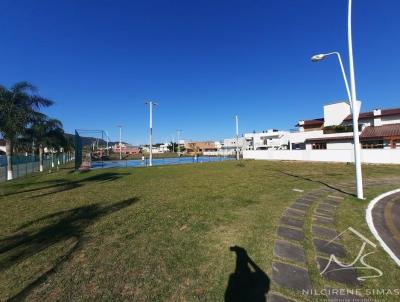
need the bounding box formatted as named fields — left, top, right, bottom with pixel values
left=1, top=0, right=399, bottom=144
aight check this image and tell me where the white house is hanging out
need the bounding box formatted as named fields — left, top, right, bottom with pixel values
left=244, top=130, right=290, bottom=150
left=244, top=101, right=400, bottom=164
left=223, top=137, right=249, bottom=152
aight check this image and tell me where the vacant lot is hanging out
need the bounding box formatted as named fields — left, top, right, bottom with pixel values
left=1, top=160, right=399, bottom=301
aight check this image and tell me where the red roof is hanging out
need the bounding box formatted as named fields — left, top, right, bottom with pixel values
left=305, top=136, right=353, bottom=143
left=360, top=124, right=400, bottom=139
left=344, top=108, right=400, bottom=121
left=296, top=118, right=324, bottom=127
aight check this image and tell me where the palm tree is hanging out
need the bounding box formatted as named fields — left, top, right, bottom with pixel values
left=26, top=118, right=63, bottom=172
left=0, top=82, right=53, bottom=180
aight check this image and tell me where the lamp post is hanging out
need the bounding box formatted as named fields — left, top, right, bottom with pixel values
left=146, top=101, right=158, bottom=166
left=177, top=130, right=182, bottom=155
left=311, top=0, right=363, bottom=199
left=105, top=130, right=109, bottom=156
left=311, top=52, right=351, bottom=103
left=235, top=115, right=240, bottom=160
left=117, top=125, right=123, bottom=160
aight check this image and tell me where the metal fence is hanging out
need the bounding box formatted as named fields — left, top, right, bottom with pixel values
left=90, top=155, right=234, bottom=170
left=0, top=153, right=74, bottom=182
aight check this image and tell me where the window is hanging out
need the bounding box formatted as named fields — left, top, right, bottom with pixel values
left=291, top=143, right=305, bottom=150
left=312, top=142, right=327, bottom=150
left=361, top=140, right=384, bottom=149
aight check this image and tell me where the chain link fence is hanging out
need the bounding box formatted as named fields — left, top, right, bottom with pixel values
left=0, top=153, right=74, bottom=182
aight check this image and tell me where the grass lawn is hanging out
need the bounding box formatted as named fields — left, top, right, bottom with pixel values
left=0, top=160, right=399, bottom=301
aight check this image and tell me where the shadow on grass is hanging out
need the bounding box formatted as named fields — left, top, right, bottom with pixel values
left=1, top=197, right=138, bottom=301
left=225, top=246, right=269, bottom=302
left=275, top=170, right=356, bottom=197
left=1, top=172, right=130, bottom=198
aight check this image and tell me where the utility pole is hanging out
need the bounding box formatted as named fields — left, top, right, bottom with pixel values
left=146, top=101, right=158, bottom=166
left=235, top=115, right=240, bottom=160
left=347, top=0, right=363, bottom=199
left=177, top=130, right=181, bottom=155
left=117, top=125, right=123, bottom=160
left=105, top=130, right=109, bottom=156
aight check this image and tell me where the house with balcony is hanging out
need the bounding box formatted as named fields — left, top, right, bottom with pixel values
left=112, top=143, right=140, bottom=155
left=244, top=130, right=290, bottom=150
left=290, top=101, right=400, bottom=150
left=184, top=141, right=218, bottom=154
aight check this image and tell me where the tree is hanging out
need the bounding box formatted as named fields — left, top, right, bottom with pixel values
left=0, top=82, right=53, bottom=180
left=167, top=141, right=178, bottom=152
left=167, top=141, right=185, bottom=153
left=26, top=118, right=63, bottom=172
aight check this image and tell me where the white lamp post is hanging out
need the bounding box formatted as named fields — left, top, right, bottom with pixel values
left=311, top=52, right=351, bottom=103
left=235, top=115, right=240, bottom=160
left=177, top=130, right=182, bottom=155
left=105, top=130, right=109, bottom=156
left=117, top=125, right=123, bottom=160
left=311, top=0, right=363, bottom=199
left=146, top=101, right=158, bottom=166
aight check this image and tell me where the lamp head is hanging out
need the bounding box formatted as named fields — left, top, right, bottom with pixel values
left=311, top=54, right=326, bottom=62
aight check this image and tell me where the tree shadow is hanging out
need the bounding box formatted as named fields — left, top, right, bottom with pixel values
left=1, top=197, right=139, bottom=301
left=1, top=172, right=130, bottom=198
left=275, top=170, right=355, bottom=197
left=225, top=246, right=270, bottom=302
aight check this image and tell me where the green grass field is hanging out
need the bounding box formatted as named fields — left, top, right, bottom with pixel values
left=1, top=160, right=399, bottom=301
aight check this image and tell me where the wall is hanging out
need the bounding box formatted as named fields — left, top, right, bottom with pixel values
left=381, top=115, right=400, bottom=125
left=243, top=149, right=400, bottom=164
left=323, top=102, right=351, bottom=126
left=0, top=146, right=5, bottom=153
left=203, top=150, right=236, bottom=156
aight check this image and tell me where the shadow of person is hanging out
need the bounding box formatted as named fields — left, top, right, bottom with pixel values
left=225, top=246, right=270, bottom=302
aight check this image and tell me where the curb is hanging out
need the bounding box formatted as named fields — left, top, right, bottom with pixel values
left=366, top=188, right=400, bottom=267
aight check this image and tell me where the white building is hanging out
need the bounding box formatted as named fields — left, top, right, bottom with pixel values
left=244, top=130, right=290, bottom=150
left=223, top=137, right=249, bottom=152
left=214, top=141, right=223, bottom=150
left=292, top=102, right=400, bottom=150
left=243, top=101, right=400, bottom=164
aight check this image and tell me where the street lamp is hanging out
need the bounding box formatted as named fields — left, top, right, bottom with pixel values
left=311, top=0, right=363, bottom=199
left=177, top=130, right=182, bottom=155
left=311, top=52, right=351, bottom=103
left=105, top=130, right=109, bottom=156
left=235, top=115, right=240, bottom=160
left=117, top=125, right=123, bottom=160
left=146, top=101, right=158, bottom=166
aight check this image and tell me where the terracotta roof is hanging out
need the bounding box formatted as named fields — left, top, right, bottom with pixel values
left=344, top=108, right=400, bottom=121
left=360, top=124, right=400, bottom=139
left=296, top=118, right=324, bottom=127
left=305, top=136, right=353, bottom=143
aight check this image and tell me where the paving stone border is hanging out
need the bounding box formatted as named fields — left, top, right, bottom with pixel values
left=311, top=225, right=337, bottom=240
left=277, top=226, right=305, bottom=242
left=316, top=257, right=360, bottom=286
left=274, top=240, right=306, bottom=264
left=269, top=178, right=400, bottom=301
left=272, top=262, right=312, bottom=291
left=280, top=216, right=304, bottom=229
left=271, top=190, right=323, bottom=299
left=309, top=192, right=363, bottom=290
